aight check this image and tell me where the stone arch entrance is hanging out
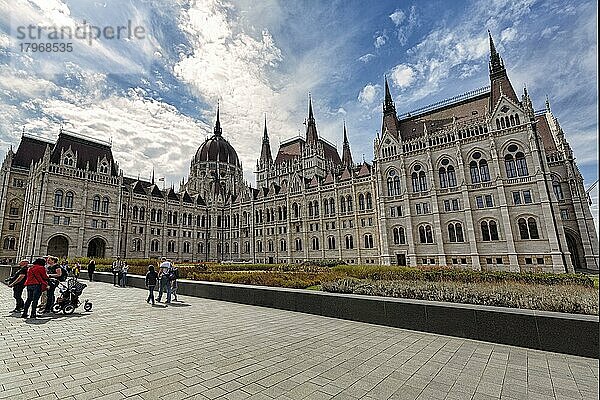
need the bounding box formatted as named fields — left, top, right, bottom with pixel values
left=47, top=235, right=69, bottom=258
left=87, top=237, right=107, bottom=258
left=564, top=229, right=584, bottom=270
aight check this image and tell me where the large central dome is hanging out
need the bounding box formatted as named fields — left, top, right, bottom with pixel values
left=194, top=106, right=240, bottom=167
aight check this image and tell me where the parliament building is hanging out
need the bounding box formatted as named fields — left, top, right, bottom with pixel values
left=1, top=34, right=598, bottom=272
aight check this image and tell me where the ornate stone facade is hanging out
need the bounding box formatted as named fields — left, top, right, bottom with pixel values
left=1, top=35, right=597, bottom=272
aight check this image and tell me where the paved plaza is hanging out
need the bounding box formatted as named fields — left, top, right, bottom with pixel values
left=1, top=281, right=598, bottom=400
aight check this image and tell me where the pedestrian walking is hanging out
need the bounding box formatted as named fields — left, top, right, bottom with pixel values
left=156, top=257, right=172, bottom=303
left=87, top=259, right=96, bottom=282
left=8, top=259, right=29, bottom=313
left=170, top=265, right=179, bottom=301
left=21, top=258, right=49, bottom=319
left=121, top=263, right=128, bottom=287
left=43, top=256, right=65, bottom=314
left=73, top=262, right=80, bottom=279
left=112, top=258, right=122, bottom=286
left=145, top=265, right=158, bottom=305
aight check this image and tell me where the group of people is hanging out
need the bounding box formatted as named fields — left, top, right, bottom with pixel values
left=6, top=256, right=181, bottom=315
left=111, top=258, right=129, bottom=288
left=6, top=255, right=71, bottom=319
left=145, top=257, right=179, bottom=305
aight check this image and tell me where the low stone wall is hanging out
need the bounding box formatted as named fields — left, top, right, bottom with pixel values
left=5, top=266, right=598, bottom=358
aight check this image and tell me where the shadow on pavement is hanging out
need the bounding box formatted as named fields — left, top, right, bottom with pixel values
left=166, top=302, right=191, bottom=307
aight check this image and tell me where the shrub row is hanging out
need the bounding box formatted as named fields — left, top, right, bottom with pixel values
left=321, top=278, right=599, bottom=315
left=330, top=265, right=595, bottom=288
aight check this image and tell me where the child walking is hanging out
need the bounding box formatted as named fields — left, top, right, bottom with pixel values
left=145, top=265, right=158, bottom=305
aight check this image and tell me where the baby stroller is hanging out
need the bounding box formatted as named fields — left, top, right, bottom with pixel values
left=52, top=277, right=92, bottom=314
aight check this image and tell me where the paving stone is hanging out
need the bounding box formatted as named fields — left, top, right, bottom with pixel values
left=1, top=281, right=598, bottom=400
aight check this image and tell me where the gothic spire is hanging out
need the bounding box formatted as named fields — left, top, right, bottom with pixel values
left=488, top=30, right=518, bottom=109
left=214, top=102, right=222, bottom=136
left=259, top=114, right=273, bottom=165
left=341, top=121, right=353, bottom=168
left=488, top=30, right=503, bottom=74
left=305, top=93, right=318, bottom=145
left=383, top=75, right=396, bottom=115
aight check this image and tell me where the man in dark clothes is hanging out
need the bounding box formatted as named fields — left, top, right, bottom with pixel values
left=87, top=259, right=96, bottom=282
left=8, top=259, right=29, bottom=313
left=43, top=256, right=62, bottom=313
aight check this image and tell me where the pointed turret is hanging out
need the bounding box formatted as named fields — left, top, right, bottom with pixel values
left=259, top=115, right=273, bottom=165
left=383, top=76, right=396, bottom=116
left=305, top=94, right=318, bottom=146
left=382, top=76, right=399, bottom=139
left=488, top=30, right=518, bottom=110
left=341, top=121, right=353, bottom=168
left=214, top=102, right=222, bottom=136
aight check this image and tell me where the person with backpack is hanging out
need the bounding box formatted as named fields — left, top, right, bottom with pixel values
left=43, top=255, right=66, bottom=314
left=87, top=259, right=96, bottom=282
left=170, top=265, right=179, bottom=301
left=145, top=265, right=158, bottom=305
left=156, top=257, right=172, bottom=304
left=8, top=259, right=29, bottom=313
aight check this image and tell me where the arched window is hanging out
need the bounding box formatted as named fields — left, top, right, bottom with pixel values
left=151, top=209, right=156, bottom=222
left=182, top=212, right=188, bottom=226
left=54, top=190, right=64, bottom=208
left=399, top=227, right=406, bottom=244
left=101, top=197, right=109, bottom=214
left=151, top=240, right=160, bottom=252
left=448, top=223, right=464, bottom=242
left=393, top=228, right=400, bottom=244
left=358, top=193, right=365, bottom=210
left=346, top=195, right=353, bottom=212
left=99, top=162, right=109, bottom=174
left=481, top=220, right=499, bottom=241
left=364, top=234, right=374, bottom=248
left=92, top=195, right=101, bottom=212
left=280, top=239, right=286, bottom=252
left=516, top=152, right=528, bottom=176
left=132, top=206, right=139, bottom=220
left=65, top=192, right=74, bottom=209
left=419, top=171, right=427, bottom=191
left=295, top=238, right=302, bottom=251
left=345, top=235, right=354, bottom=249
left=439, top=167, right=448, bottom=188
left=447, top=166, right=457, bottom=187
left=133, top=239, right=142, bottom=252
left=312, top=237, right=320, bottom=250
left=412, top=172, right=419, bottom=192
left=366, top=193, right=373, bottom=209
left=418, top=225, right=433, bottom=243
left=167, top=241, right=176, bottom=252
left=505, top=154, right=517, bottom=178
left=327, top=236, right=336, bottom=249
left=64, top=154, right=74, bottom=166
left=340, top=196, right=346, bottom=213
left=518, top=218, right=529, bottom=239
left=479, top=159, right=490, bottom=182
left=387, top=177, right=394, bottom=196
left=140, top=207, right=145, bottom=221
left=470, top=161, right=480, bottom=183
left=308, top=202, right=314, bottom=217
left=293, top=203, right=300, bottom=219
left=173, top=211, right=178, bottom=225
left=233, top=242, right=239, bottom=253
left=329, top=198, right=335, bottom=215
left=313, top=201, right=319, bottom=217
left=3, top=237, right=16, bottom=250
left=157, top=210, right=162, bottom=223
left=552, top=176, right=564, bottom=200
left=515, top=114, right=520, bottom=125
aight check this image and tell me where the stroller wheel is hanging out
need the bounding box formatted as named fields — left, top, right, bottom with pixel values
left=63, top=304, right=75, bottom=315
left=83, top=301, right=92, bottom=312
left=51, top=303, right=62, bottom=313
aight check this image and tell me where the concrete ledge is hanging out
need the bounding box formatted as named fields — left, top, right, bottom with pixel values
left=4, top=266, right=597, bottom=358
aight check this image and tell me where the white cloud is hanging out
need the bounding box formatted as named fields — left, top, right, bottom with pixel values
left=501, top=27, right=518, bottom=42
left=389, top=9, right=405, bottom=26
left=541, top=25, right=560, bottom=38
left=357, top=84, right=380, bottom=105
left=374, top=34, right=387, bottom=48
left=390, top=64, right=415, bottom=88
left=358, top=53, right=375, bottom=63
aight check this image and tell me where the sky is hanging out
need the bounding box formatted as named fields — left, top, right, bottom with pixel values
left=0, top=0, right=597, bottom=225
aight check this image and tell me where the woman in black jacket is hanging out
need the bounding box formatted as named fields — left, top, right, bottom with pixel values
left=87, top=259, right=96, bottom=282
left=145, top=265, right=159, bottom=305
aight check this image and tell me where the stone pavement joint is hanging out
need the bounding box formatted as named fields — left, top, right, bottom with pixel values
left=1, top=281, right=598, bottom=399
